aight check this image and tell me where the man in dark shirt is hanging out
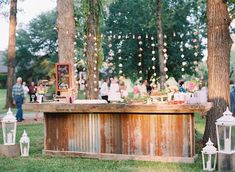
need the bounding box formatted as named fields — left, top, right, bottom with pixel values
left=28, top=81, right=37, bottom=102
left=12, top=77, right=25, bottom=122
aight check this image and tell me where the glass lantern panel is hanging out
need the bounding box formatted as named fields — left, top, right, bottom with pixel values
left=231, top=126, right=235, bottom=151
left=21, top=143, right=29, bottom=156
left=3, top=122, right=15, bottom=144
left=218, top=126, right=225, bottom=150
left=203, top=153, right=216, bottom=170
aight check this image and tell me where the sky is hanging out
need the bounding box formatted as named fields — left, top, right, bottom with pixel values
left=0, top=0, right=56, bottom=51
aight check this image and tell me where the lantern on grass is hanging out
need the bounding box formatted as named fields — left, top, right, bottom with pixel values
left=201, top=138, right=217, bottom=171
left=1, top=108, right=17, bottom=145
left=215, top=107, right=235, bottom=154
left=19, top=130, right=30, bottom=157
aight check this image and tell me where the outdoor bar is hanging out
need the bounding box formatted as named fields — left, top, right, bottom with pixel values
left=23, top=102, right=212, bottom=163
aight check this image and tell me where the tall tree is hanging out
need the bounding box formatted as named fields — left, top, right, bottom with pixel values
left=57, top=0, right=76, bottom=93
left=156, top=0, right=166, bottom=89
left=203, top=0, right=232, bottom=144
left=5, top=0, right=17, bottom=108
left=84, top=0, right=103, bottom=99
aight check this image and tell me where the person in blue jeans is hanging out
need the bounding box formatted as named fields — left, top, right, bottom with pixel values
left=12, top=77, right=25, bottom=122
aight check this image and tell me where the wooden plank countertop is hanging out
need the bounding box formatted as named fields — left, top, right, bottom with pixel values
left=23, top=102, right=212, bottom=114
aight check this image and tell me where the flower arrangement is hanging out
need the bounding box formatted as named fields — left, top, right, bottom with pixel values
left=185, top=80, right=199, bottom=93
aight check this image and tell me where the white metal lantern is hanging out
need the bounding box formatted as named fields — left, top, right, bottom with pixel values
left=215, top=107, right=235, bottom=154
left=1, top=108, right=17, bottom=145
left=19, top=130, right=30, bottom=157
left=201, top=138, right=217, bottom=171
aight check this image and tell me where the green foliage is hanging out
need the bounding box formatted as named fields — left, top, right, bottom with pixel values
left=15, top=10, right=57, bottom=83
left=0, top=117, right=205, bottom=172
left=103, top=0, right=206, bottom=81
left=0, top=89, right=6, bottom=113
left=0, top=74, right=7, bottom=88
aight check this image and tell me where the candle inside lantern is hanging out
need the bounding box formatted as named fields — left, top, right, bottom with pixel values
left=23, top=147, right=27, bottom=155
left=225, top=138, right=231, bottom=152
left=7, top=132, right=12, bottom=144
left=206, top=154, right=212, bottom=170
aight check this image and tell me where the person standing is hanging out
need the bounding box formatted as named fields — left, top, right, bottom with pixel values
left=100, top=78, right=109, bottom=102
left=37, top=83, right=45, bottom=103
left=28, top=82, right=37, bottom=102
left=230, top=86, right=235, bottom=114
left=22, top=82, right=29, bottom=101
left=12, top=77, right=25, bottom=122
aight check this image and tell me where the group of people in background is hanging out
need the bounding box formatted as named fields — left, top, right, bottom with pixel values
left=12, top=77, right=45, bottom=122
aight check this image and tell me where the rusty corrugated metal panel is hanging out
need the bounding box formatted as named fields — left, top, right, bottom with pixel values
left=44, top=112, right=195, bottom=158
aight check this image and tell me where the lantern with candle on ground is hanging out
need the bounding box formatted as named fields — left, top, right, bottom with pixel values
left=19, top=130, right=30, bottom=157
left=201, top=138, right=217, bottom=171
left=216, top=107, right=235, bottom=154
left=1, top=108, right=17, bottom=145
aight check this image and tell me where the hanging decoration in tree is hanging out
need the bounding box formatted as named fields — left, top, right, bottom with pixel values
left=138, top=35, right=143, bottom=80
left=150, top=36, right=157, bottom=84
left=163, top=34, right=168, bottom=79
left=107, top=35, right=114, bottom=75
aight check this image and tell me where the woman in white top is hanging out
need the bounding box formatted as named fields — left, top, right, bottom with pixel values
left=22, top=82, right=29, bottom=99
left=100, top=78, right=109, bottom=102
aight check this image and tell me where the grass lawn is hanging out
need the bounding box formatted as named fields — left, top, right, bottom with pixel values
left=0, top=89, right=7, bottom=114
left=0, top=89, right=207, bottom=171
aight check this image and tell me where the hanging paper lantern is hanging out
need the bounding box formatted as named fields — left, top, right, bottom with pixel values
left=139, top=70, right=142, bottom=74
left=94, top=67, right=97, bottom=70
left=164, top=34, right=167, bottom=38
left=182, top=62, right=187, bottom=66
left=180, top=48, right=184, bottom=52
left=139, top=41, right=143, bottom=45
left=119, top=64, right=123, bottom=67
left=152, top=50, right=155, bottom=54
left=138, top=36, right=141, bottom=39
left=181, top=54, right=185, bottom=58
left=165, top=75, right=169, bottom=79
left=118, top=49, right=122, bottom=53
left=118, top=35, right=121, bottom=39
left=152, top=66, right=156, bottom=70
left=164, top=60, right=167, bottom=64
left=94, top=88, right=98, bottom=92
left=151, top=43, right=155, bottom=47
left=146, top=35, right=148, bottom=39
left=118, top=56, right=122, bottom=60
left=163, top=49, right=167, bottom=53
left=119, top=70, right=123, bottom=74
left=138, top=62, right=142, bottom=66
left=164, top=54, right=168, bottom=58
left=164, top=67, right=168, bottom=72
left=194, top=52, right=198, bottom=56
left=139, top=47, right=143, bottom=51
left=193, top=61, right=198, bottom=65
left=152, top=57, right=156, bottom=61
left=108, top=44, right=112, bottom=48
left=181, top=68, right=185, bottom=72
left=164, top=42, right=167, bottom=46
left=151, top=36, right=154, bottom=40
left=138, top=54, right=142, bottom=57
left=154, top=73, right=157, bottom=76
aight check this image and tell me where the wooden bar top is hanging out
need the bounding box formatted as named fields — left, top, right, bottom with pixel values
left=23, top=102, right=212, bottom=114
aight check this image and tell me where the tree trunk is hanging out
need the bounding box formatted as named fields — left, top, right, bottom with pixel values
left=203, top=0, right=232, bottom=145
left=5, top=0, right=17, bottom=108
left=85, top=0, right=100, bottom=99
left=57, top=0, right=77, bottom=93
left=156, top=0, right=166, bottom=90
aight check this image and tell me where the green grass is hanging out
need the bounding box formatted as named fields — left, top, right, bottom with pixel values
left=0, top=124, right=205, bottom=172
left=0, top=89, right=6, bottom=114
left=0, top=89, right=207, bottom=171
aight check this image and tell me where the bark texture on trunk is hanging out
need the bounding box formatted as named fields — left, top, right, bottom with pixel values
left=156, top=0, right=166, bottom=90
left=85, top=0, right=100, bottom=99
left=6, top=0, right=17, bottom=108
left=57, top=0, right=76, bottom=92
left=203, top=0, right=232, bottom=145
